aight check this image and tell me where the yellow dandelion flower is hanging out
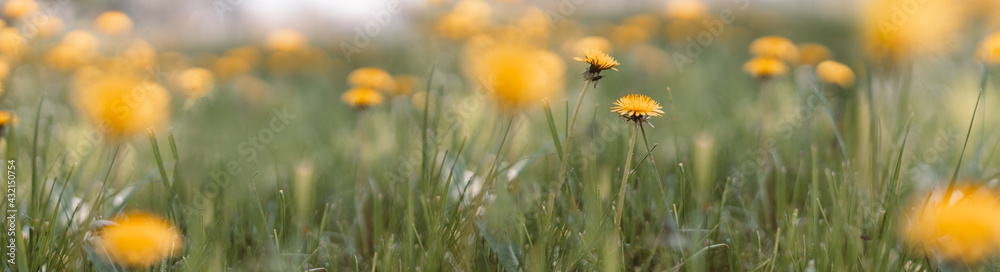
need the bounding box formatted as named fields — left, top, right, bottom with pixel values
left=2, top=0, right=37, bottom=19
left=610, top=24, right=650, bottom=49
left=99, top=212, right=182, bottom=268
left=73, top=71, right=170, bottom=138
left=342, top=87, right=385, bottom=109
left=0, top=59, right=8, bottom=81
left=574, top=48, right=619, bottom=84
left=433, top=0, right=492, bottom=40
left=348, top=67, right=394, bottom=90
left=816, top=60, right=855, bottom=87
left=0, top=27, right=28, bottom=61
left=389, top=74, right=420, bottom=96
left=0, top=110, right=17, bottom=128
left=611, top=94, right=664, bottom=123
left=797, top=43, right=832, bottom=66
left=750, top=36, right=798, bottom=62
left=977, top=31, right=1000, bottom=64
left=863, top=0, right=966, bottom=64
left=94, top=11, right=133, bottom=35
left=902, top=185, right=1000, bottom=264
left=468, top=43, right=564, bottom=108
left=743, top=57, right=787, bottom=80
left=213, top=56, right=251, bottom=82
left=33, top=15, right=64, bottom=38
left=266, top=29, right=307, bottom=53
left=664, top=0, right=707, bottom=21
left=176, top=68, right=215, bottom=98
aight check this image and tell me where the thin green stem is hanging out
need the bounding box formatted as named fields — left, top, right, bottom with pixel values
left=614, top=123, right=638, bottom=252
left=557, top=80, right=592, bottom=188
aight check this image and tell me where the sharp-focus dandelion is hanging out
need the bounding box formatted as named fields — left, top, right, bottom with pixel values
left=574, top=48, right=619, bottom=85
left=816, top=60, right=855, bottom=87
left=743, top=57, right=788, bottom=80
left=94, top=11, right=133, bottom=35
left=611, top=94, right=665, bottom=124
left=610, top=93, right=663, bottom=256
left=90, top=212, right=182, bottom=269
left=903, top=185, right=1000, bottom=264
left=342, top=87, right=385, bottom=109
left=348, top=67, right=395, bottom=91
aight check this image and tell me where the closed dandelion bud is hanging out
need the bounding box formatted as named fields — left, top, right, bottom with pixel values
left=816, top=60, right=855, bottom=87
left=94, top=11, right=133, bottom=35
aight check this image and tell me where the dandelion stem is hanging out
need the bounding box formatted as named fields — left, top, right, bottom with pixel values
left=557, top=80, right=592, bottom=189
left=614, top=123, right=638, bottom=252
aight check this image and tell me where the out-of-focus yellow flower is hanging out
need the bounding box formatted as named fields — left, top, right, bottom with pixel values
left=99, top=212, right=181, bottom=268
left=903, top=185, right=1000, bottom=264
left=63, top=30, right=100, bottom=51
left=624, top=13, right=660, bottom=34
left=0, top=59, right=8, bottom=81
left=389, top=74, right=420, bottom=96
left=120, top=39, right=157, bottom=70
left=94, top=11, right=133, bottom=35
left=977, top=31, right=1000, bottom=64
left=226, top=45, right=262, bottom=67
left=266, top=29, right=307, bottom=53
left=750, top=36, right=798, bottom=62
left=73, top=71, right=170, bottom=138
left=0, top=27, right=28, bottom=61
left=863, top=0, right=966, bottom=64
left=513, top=7, right=551, bottom=45
left=213, top=56, right=251, bottom=82
left=611, top=94, right=664, bottom=123
left=743, top=57, right=787, bottom=79
left=32, top=15, right=64, bottom=38
left=348, top=67, right=394, bottom=90
left=0, top=110, right=17, bottom=128
left=797, top=43, right=832, bottom=66
left=342, top=87, right=384, bottom=109
left=611, top=24, right=650, bottom=49
left=2, top=0, right=37, bottom=19
left=816, top=60, right=854, bottom=87
left=570, top=36, right=613, bottom=56
left=468, top=42, right=564, bottom=108
left=265, top=51, right=296, bottom=74
left=664, top=0, right=707, bottom=21
left=433, top=0, right=493, bottom=40
left=177, top=68, right=215, bottom=98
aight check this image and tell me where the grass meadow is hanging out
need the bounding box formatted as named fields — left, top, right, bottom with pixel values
left=0, top=0, right=999, bottom=271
